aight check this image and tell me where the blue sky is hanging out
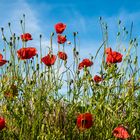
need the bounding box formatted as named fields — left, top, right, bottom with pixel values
left=0, top=0, right=140, bottom=73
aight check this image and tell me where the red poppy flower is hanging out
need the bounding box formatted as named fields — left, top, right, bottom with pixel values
left=55, top=23, right=66, bottom=34
left=41, top=54, right=57, bottom=66
left=17, top=47, right=37, bottom=60
left=76, top=113, right=93, bottom=131
left=58, top=51, right=67, bottom=60
left=113, top=126, right=130, bottom=139
left=21, top=33, right=32, bottom=42
left=0, top=54, right=3, bottom=60
left=0, top=117, right=6, bottom=130
left=93, top=75, right=102, bottom=83
left=57, top=35, right=67, bottom=44
left=105, top=47, right=112, bottom=54
left=106, top=48, right=123, bottom=64
left=0, top=53, right=7, bottom=66
left=78, top=59, right=93, bottom=70
left=106, top=51, right=123, bottom=64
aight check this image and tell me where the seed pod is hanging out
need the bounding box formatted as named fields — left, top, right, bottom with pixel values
left=73, top=32, right=77, bottom=36
left=41, top=73, right=43, bottom=77
left=1, top=27, right=4, bottom=31
left=76, top=51, right=79, bottom=55
left=70, top=79, right=73, bottom=85
left=118, top=20, right=121, bottom=24
left=8, top=22, right=11, bottom=27
left=36, top=64, right=39, bottom=70
left=99, top=16, right=102, bottom=20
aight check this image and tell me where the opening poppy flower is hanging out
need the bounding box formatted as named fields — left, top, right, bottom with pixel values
left=78, top=59, right=93, bottom=70
left=93, top=75, right=103, bottom=83
left=58, top=51, right=67, bottom=60
left=17, top=47, right=37, bottom=60
left=57, top=35, right=67, bottom=44
left=41, top=54, right=57, bottom=66
left=21, top=33, right=32, bottom=42
left=0, top=117, right=6, bottom=130
left=76, top=113, right=93, bottom=131
left=112, top=126, right=130, bottom=139
left=0, top=53, right=7, bottom=66
left=106, top=47, right=123, bottom=64
left=55, top=23, right=66, bottom=34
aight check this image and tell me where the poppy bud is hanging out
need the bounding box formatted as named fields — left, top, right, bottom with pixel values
left=41, top=73, right=43, bottom=77
left=1, top=27, right=4, bottom=32
left=123, top=27, right=126, bottom=31
left=36, top=64, right=39, bottom=70
left=30, top=80, right=33, bottom=85
left=17, top=37, right=20, bottom=40
left=76, top=51, right=79, bottom=55
left=73, top=48, right=76, bottom=52
left=99, top=16, right=102, bottom=20
left=73, top=32, right=76, bottom=36
left=51, top=32, right=54, bottom=36
left=10, top=42, right=12, bottom=46
left=9, top=63, right=12, bottom=67
left=76, top=70, right=80, bottom=75
left=8, top=22, right=11, bottom=27
left=70, top=79, right=73, bottom=85
left=118, top=20, right=121, bottom=24
left=117, top=32, right=120, bottom=36
left=130, top=39, right=133, bottom=44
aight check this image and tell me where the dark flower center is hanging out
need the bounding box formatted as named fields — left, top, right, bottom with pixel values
left=114, top=130, right=119, bottom=134
left=81, top=119, right=88, bottom=127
